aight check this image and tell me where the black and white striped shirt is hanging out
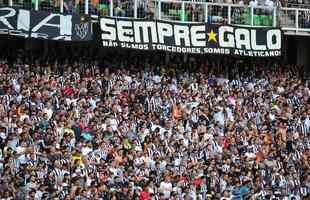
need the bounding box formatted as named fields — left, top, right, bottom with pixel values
left=300, top=116, right=310, bottom=135
left=287, top=95, right=301, bottom=109
left=53, top=168, right=69, bottom=180
left=231, top=80, right=241, bottom=88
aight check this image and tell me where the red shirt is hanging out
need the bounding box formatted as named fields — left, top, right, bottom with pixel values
left=223, top=138, right=230, bottom=149
left=63, top=86, right=74, bottom=96
left=140, top=191, right=150, bottom=200
left=79, top=122, right=86, bottom=130
left=193, top=178, right=202, bottom=187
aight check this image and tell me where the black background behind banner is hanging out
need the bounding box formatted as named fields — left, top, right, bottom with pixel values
left=71, top=14, right=92, bottom=41
left=0, top=7, right=92, bottom=41
left=97, top=17, right=282, bottom=57
left=0, top=7, right=282, bottom=57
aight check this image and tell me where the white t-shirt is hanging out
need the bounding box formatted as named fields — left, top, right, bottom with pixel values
left=265, top=0, right=274, bottom=7
left=110, top=118, right=118, bottom=131
left=34, top=190, right=43, bottom=200
left=305, top=117, right=310, bottom=128
left=20, top=114, right=30, bottom=122
left=43, top=108, right=53, bottom=120
left=265, top=0, right=274, bottom=11
left=81, top=147, right=92, bottom=156
left=160, top=181, right=172, bottom=199
left=153, top=75, right=162, bottom=84
left=250, top=0, right=258, bottom=7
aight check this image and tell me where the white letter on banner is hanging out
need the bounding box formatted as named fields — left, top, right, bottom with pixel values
left=191, top=25, right=205, bottom=47
left=235, top=29, right=251, bottom=50
left=60, top=15, right=72, bottom=35
left=267, top=29, right=281, bottom=50
left=117, top=20, right=133, bottom=43
left=133, top=21, right=157, bottom=43
left=0, top=7, right=16, bottom=29
left=17, top=9, right=30, bottom=31
left=157, top=22, right=172, bottom=44
left=32, top=14, right=72, bottom=36
left=219, top=26, right=235, bottom=48
left=251, top=30, right=266, bottom=50
left=100, top=18, right=116, bottom=40
left=174, top=25, right=190, bottom=46
left=52, top=35, right=71, bottom=40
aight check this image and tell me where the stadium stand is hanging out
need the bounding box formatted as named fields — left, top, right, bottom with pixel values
left=0, top=41, right=309, bottom=199
left=0, top=0, right=309, bottom=199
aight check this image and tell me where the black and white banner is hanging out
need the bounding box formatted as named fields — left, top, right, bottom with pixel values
left=0, top=7, right=92, bottom=41
left=99, top=17, right=282, bottom=57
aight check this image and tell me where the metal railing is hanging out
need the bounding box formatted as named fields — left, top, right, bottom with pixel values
left=280, top=7, right=310, bottom=33
left=158, top=1, right=277, bottom=27
left=1, top=0, right=310, bottom=33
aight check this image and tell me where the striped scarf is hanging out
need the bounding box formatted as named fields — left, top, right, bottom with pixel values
left=149, top=97, right=161, bottom=113
left=53, top=167, right=69, bottom=180
left=53, top=96, right=60, bottom=110
left=10, top=158, right=20, bottom=175
left=59, top=158, right=70, bottom=166
left=231, top=79, right=241, bottom=88
left=113, top=74, right=122, bottom=81
left=191, top=112, right=199, bottom=123
left=144, top=97, right=151, bottom=113
left=300, top=116, right=310, bottom=135
left=144, top=79, right=153, bottom=91
left=37, top=102, right=45, bottom=110
left=211, top=140, right=221, bottom=153
left=300, top=187, right=308, bottom=197
left=2, top=95, right=12, bottom=111
left=292, top=150, right=301, bottom=161
left=247, top=112, right=256, bottom=120
left=91, top=149, right=107, bottom=161
left=36, top=170, right=46, bottom=179
left=26, top=159, right=37, bottom=167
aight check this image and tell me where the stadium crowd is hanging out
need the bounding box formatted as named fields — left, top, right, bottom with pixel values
left=0, top=50, right=309, bottom=200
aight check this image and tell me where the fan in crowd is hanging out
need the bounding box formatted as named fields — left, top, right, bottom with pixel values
left=0, top=52, right=309, bottom=200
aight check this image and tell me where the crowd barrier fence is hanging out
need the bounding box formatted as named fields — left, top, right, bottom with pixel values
left=0, top=0, right=310, bottom=33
